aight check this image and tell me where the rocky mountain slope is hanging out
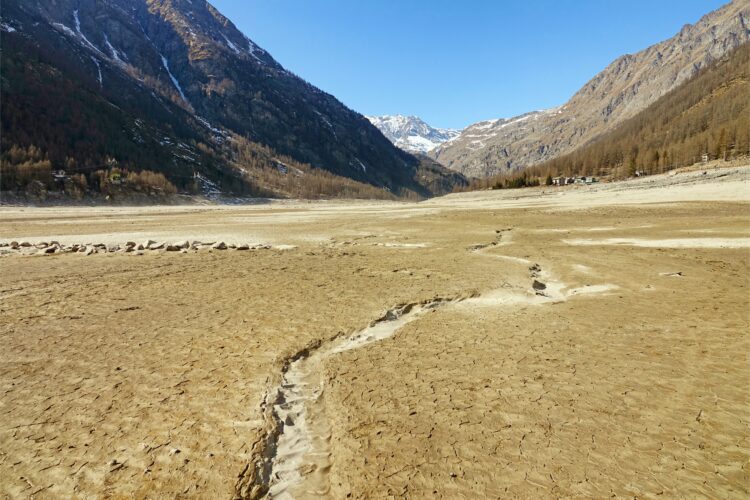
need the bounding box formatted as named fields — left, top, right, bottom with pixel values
left=432, top=0, right=750, bottom=178
left=366, top=115, right=460, bottom=154
left=0, top=0, right=463, bottom=198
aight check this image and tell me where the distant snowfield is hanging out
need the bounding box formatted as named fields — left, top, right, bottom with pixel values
left=366, top=115, right=460, bottom=154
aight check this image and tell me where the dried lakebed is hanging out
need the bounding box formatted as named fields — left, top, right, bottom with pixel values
left=237, top=259, right=619, bottom=499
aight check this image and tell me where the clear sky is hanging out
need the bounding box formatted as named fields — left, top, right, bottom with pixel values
left=211, top=0, right=728, bottom=130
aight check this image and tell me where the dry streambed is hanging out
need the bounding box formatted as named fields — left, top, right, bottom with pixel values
left=236, top=252, right=620, bottom=499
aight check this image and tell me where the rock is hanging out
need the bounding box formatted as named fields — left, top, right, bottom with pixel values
left=44, top=246, right=56, bottom=254
left=136, top=244, right=145, bottom=250
left=143, top=239, right=156, bottom=249
left=78, top=246, right=88, bottom=253
left=50, top=240, right=60, bottom=246
left=236, top=244, right=250, bottom=251
left=19, top=241, right=31, bottom=247
left=174, top=240, right=189, bottom=249
left=86, top=247, right=96, bottom=256
left=125, top=241, right=136, bottom=248
left=0, top=242, right=8, bottom=247
left=165, top=245, right=180, bottom=252
left=10, top=241, right=19, bottom=249
left=35, top=242, right=49, bottom=249
left=107, top=245, right=120, bottom=253
left=149, top=242, right=165, bottom=250
left=532, top=280, right=547, bottom=291
left=211, top=242, right=227, bottom=250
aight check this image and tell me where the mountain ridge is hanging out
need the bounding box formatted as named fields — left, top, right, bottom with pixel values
left=431, top=0, right=750, bottom=178
left=0, top=0, right=464, bottom=198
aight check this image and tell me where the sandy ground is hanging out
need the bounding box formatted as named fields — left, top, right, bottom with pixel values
left=1, top=165, right=749, bottom=498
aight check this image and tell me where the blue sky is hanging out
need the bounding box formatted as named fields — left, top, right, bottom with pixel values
left=211, top=0, right=727, bottom=129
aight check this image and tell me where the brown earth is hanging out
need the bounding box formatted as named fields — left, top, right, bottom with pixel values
left=1, top=170, right=748, bottom=498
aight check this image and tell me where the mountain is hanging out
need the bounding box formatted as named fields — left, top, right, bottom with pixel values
left=366, top=115, right=460, bottom=154
left=515, top=43, right=750, bottom=182
left=432, top=0, right=750, bottom=178
left=0, top=0, right=464, bottom=198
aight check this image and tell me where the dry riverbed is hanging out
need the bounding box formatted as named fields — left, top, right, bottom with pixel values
left=1, top=166, right=749, bottom=498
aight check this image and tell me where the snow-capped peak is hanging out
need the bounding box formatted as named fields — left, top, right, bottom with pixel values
left=366, top=115, right=460, bottom=154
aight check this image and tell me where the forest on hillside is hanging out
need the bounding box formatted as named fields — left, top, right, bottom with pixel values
left=470, top=43, right=750, bottom=190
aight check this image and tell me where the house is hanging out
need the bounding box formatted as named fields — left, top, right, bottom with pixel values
left=109, top=171, right=122, bottom=185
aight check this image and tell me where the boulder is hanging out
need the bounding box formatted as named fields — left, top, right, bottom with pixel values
left=532, top=280, right=547, bottom=291
left=211, top=242, right=227, bottom=250
left=44, top=246, right=56, bottom=254
left=165, top=245, right=180, bottom=251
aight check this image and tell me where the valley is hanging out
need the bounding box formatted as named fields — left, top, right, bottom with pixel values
left=1, top=167, right=748, bottom=498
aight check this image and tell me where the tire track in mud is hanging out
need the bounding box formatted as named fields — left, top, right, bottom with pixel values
left=236, top=230, right=619, bottom=499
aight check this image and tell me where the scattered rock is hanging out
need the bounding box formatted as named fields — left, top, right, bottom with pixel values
left=532, top=280, right=547, bottom=291
left=660, top=271, right=683, bottom=277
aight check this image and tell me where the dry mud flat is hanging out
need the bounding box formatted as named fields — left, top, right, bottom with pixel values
left=1, top=166, right=749, bottom=498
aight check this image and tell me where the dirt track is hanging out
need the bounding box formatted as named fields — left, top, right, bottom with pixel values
left=1, top=167, right=749, bottom=498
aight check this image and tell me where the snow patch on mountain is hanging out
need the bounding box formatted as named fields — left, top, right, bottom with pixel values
left=160, top=54, right=189, bottom=105
left=221, top=33, right=240, bottom=54
left=366, top=115, right=460, bottom=154
left=103, top=33, right=126, bottom=64
left=435, top=108, right=559, bottom=153
left=73, top=9, right=103, bottom=55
